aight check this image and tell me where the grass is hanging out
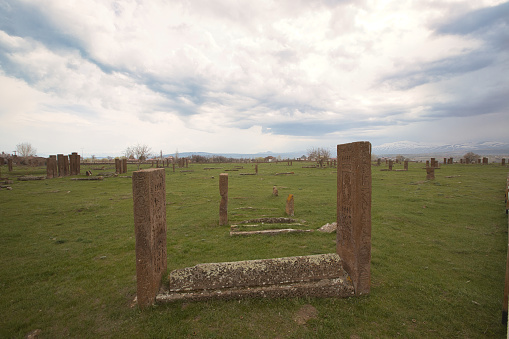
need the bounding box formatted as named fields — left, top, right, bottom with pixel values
left=0, top=160, right=508, bottom=338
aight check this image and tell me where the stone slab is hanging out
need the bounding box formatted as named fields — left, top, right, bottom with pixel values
left=163, top=253, right=354, bottom=301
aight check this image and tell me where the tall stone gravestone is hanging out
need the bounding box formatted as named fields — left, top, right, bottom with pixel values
left=0, top=157, right=4, bottom=166
left=70, top=152, right=80, bottom=175
left=337, top=141, right=371, bottom=295
left=388, top=160, right=393, bottom=171
left=115, top=158, right=121, bottom=174
left=503, top=159, right=506, bottom=166
left=122, top=159, right=128, bottom=173
left=426, top=167, right=435, bottom=180
left=404, top=160, right=408, bottom=171
left=8, top=158, right=13, bottom=172
left=46, top=155, right=57, bottom=178
left=219, top=173, right=228, bottom=226
left=132, top=168, right=167, bottom=308
left=57, top=154, right=66, bottom=177
left=286, top=194, right=294, bottom=216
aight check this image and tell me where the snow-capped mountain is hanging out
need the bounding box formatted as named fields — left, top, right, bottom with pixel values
left=372, top=141, right=509, bottom=156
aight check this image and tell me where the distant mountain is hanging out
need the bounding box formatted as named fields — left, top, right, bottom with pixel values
left=164, top=150, right=307, bottom=160
left=372, top=141, right=509, bottom=156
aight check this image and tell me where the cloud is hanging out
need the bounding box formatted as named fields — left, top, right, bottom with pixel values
left=0, top=0, right=508, bottom=156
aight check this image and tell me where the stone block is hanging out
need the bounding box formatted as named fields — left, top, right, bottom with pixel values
left=337, top=141, right=371, bottom=295
left=132, top=168, right=167, bottom=308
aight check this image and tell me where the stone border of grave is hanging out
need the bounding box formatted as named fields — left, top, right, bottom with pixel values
left=132, top=141, right=372, bottom=308
left=229, top=217, right=310, bottom=236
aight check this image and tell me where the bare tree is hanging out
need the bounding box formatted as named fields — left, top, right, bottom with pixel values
left=124, top=146, right=134, bottom=160
left=307, top=147, right=331, bottom=167
left=16, top=142, right=37, bottom=157
left=127, top=144, right=152, bottom=170
left=463, top=152, right=480, bottom=163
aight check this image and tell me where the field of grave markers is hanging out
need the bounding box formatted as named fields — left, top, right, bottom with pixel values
left=0, top=160, right=508, bottom=338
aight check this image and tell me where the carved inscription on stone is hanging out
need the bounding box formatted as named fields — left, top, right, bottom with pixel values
left=337, top=141, right=371, bottom=295
left=219, top=173, right=228, bottom=226
left=132, top=168, right=167, bottom=308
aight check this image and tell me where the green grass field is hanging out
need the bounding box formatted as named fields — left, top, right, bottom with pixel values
left=0, top=160, right=508, bottom=338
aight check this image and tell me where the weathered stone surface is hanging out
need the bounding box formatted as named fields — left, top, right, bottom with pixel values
left=502, top=158, right=506, bottom=166
left=219, top=173, right=228, bottom=225
left=255, top=164, right=258, bottom=174
left=132, top=168, right=167, bottom=308
left=404, top=160, right=408, bottom=171
left=46, top=155, right=57, bottom=178
left=69, top=152, right=80, bottom=175
left=272, top=186, right=279, bottom=196
left=115, top=158, right=121, bottom=173
left=162, top=253, right=354, bottom=302
left=230, top=229, right=312, bottom=236
left=122, top=158, right=128, bottom=173
left=426, top=167, right=435, bottom=180
left=8, top=158, right=13, bottom=172
left=286, top=194, right=294, bottom=216
left=318, top=222, right=337, bottom=233
left=388, top=160, right=393, bottom=171
left=57, top=154, right=66, bottom=177
left=337, top=141, right=371, bottom=295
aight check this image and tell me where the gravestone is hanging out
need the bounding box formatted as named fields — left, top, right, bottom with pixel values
left=388, top=160, right=393, bottom=171
left=426, top=160, right=430, bottom=167
left=63, top=156, right=69, bottom=176
left=272, top=186, right=278, bottom=197
left=255, top=164, right=258, bottom=174
left=377, top=158, right=381, bottom=166
left=426, top=167, right=435, bottom=180
left=8, top=158, right=13, bottom=172
left=172, top=164, right=175, bottom=173
left=57, top=154, right=66, bottom=177
left=404, top=160, right=408, bottom=171
left=0, top=157, right=3, bottom=166
left=115, top=159, right=121, bottom=174
left=122, top=159, right=128, bottom=173
left=46, top=155, right=57, bottom=178
left=483, top=157, right=488, bottom=164
left=448, top=157, right=453, bottom=164
left=431, top=158, right=436, bottom=168
left=286, top=194, right=294, bottom=216
left=443, top=158, right=447, bottom=165
left=132, top=168, right=167, bottom=308
left=503, top=159, right=506, bottom=166
left=69, top=152, right=80, bottom=175
left=337, top=141, right=371, bottom=295
left=219, top=173, right=228, bottom=226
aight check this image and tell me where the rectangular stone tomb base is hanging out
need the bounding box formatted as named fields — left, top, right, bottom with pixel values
left=156, top=253, right=354, bottom=302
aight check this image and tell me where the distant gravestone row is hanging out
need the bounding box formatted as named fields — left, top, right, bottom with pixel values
left=46, top=152, right=80, bottom=178
left=115, top=158, right=128, bottom=174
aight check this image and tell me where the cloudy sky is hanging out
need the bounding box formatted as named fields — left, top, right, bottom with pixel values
left=0, top=0, right=508, bottom=157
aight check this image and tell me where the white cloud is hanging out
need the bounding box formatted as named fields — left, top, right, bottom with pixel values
left=0, top=0, right=507, bottom=156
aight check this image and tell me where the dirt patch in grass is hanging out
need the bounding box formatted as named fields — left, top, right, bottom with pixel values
left=294, top=304, right=318, bottom=325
